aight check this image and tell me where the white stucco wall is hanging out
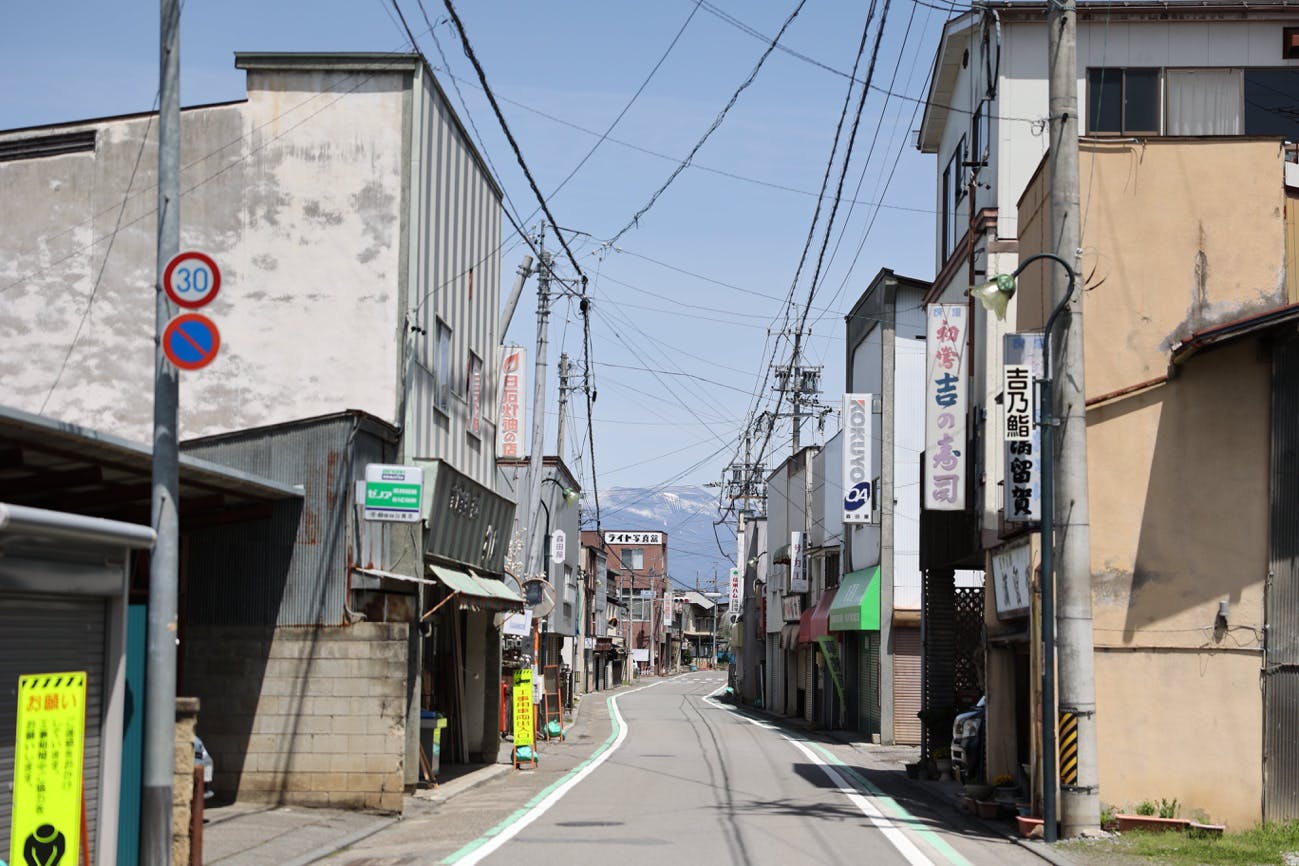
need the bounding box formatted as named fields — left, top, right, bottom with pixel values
left=1, top=69, right=409, bottom=441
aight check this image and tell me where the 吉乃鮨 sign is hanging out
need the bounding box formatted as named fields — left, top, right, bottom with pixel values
left=924, top=304, right=967, bottom=510
left=10, top=672, right=87, bottom=866
left=1003, top=332, right=1044, bottom=522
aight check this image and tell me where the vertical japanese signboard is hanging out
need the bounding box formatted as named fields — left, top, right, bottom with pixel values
left=512, top=667, right=535, bottom=751
left=728, top=567, right=741, bottom=622
left=788, top=531, right=808, bottom=592
left=924, top=304, right=968, bottom=510
left=842, top=393, right=875, bottom=523
left=1003, top=333, right=1044, bottom=522
left=11, top=672, right=87, bottom=866
left=497, top=346, right=527, bottom=459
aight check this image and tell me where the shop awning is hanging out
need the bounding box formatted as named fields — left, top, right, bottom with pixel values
left=829, top=566, right=881, bottom=632
left=427, top=564, right=524, bottom=613
left=811, top=588, right=836, bottom=639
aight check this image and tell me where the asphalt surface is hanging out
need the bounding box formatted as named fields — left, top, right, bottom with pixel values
left=301, top=671, right=1058, bottom=866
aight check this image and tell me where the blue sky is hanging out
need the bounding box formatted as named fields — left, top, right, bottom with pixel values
left=2, top=1, right=944, bottom=508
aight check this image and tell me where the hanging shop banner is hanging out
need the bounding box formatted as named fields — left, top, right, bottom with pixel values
left=10, top=672, right=87, bottom=866
left=1004, top=332, right=1045, bottom=522
left=501, top=609, right=532, bottom=637
left=497, top=345, right=527, bottom=459
left=842, top=393, right=876, bottom=524
left=788, top=531, right=808, bottom=593
left=512, top=667, right=535, bottom=749
left=991, top=538, right=1033, bottom=620
left=729, top=567, right=742, bottom=622
left=924, top=304, right=968, bottom=510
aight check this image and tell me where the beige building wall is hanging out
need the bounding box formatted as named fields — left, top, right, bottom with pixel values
left=1017, top=138, right=1281, bottom=827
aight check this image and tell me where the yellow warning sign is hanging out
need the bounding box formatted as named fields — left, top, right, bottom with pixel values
left=10, top=672, right=87, bottom=866
left=513, top=667, right=535, bottom=751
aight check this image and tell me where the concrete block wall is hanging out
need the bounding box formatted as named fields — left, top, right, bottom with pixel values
left=174, top=697, right=199, bottom=866
left=185, top=622, right=409, bottom=813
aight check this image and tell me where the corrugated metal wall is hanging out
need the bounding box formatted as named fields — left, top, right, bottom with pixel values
left=404, top=70, right=504, bottom=490
left=183, top=416, right=395, bottom=626
left=1266, top=334, right=1299, bottom=820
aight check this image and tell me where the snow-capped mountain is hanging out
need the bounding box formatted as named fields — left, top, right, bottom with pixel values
left=583, top=485, right=736, bottom=592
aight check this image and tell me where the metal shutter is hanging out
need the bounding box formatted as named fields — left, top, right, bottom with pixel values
left=0, top=593, right=107, bottom=858
left=893, top=627, right=922, bottom=745
left=803, top=648, right=816, bottom=723
left=862, top=633, right=881, bottom=738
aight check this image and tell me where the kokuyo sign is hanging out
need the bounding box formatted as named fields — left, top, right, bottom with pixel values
left=842, top=393, right=875, bottom=524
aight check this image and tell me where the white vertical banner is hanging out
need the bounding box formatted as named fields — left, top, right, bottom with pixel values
left=924, top=304, right=968, bottom=510
left=729, top=567, right=742, bottom=622
left=842, top=393, right=875, bottom=523
left=1003, top=333, right=1044, bottom=522
left=497, top=345, right=527, bottom=458
left=788, top=531, right=808, bottom=592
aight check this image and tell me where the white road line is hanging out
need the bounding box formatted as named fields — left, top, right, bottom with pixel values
left=448, top=680, right=662, bottom=866
left=704, top=688, right=936, bottom=866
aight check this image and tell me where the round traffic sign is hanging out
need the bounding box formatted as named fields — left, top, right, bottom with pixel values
left=163, top=251, right=221, bottom=309
left=163, top=313, right=221, bottom=371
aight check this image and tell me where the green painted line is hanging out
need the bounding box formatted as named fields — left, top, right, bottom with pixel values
left=803, top=739, right=973, bottom=866
left=442, top=695, right=625, bottom=865
left=717, top=703, right=972, bottom=866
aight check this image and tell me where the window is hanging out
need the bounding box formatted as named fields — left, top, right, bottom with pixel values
left=971, top=102, right=989, bottom=167
left=1244, top=69, right=1299, bottom=141
left=466, top=351, right=483, bottom=437
left=1167, top=69, right=1242, bottom=135
left=434, top=319, right=452, bottom=411
left=942, top=140, right=964, bottom=262
left=1087, top=68, right=1160, bottom=134
left=622, top=548, right=644, bottom=571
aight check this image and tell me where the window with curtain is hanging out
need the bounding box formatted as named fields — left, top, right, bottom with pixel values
left=1167, top=69, right=1243, bottom=135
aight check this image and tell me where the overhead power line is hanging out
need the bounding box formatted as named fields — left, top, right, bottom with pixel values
left=605, top=0, right=810, bottom=247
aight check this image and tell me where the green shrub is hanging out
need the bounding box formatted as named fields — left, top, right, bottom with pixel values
left=1135, top=800, right=1157, bottom=816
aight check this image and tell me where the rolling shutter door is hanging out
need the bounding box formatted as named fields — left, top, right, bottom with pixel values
left=893, top=627, right=922, bottom=745
left=861, top=633, right=881, bottom=738
left=0, top=594, right=107, bottom=858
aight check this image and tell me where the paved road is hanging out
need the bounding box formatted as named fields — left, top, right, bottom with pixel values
left=321, top=672, right=1048, bottom=866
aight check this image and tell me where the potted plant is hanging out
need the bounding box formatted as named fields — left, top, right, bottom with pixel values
left=1115, top=798, right=1190, bottom=833
left=931, top=746, right=953, bottom=778
left=991, top=773, right=1017, bottom=804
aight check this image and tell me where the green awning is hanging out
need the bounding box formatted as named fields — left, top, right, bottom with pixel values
left=829, top=566, right=880, bottom=631
left=428, top=564, right=524, bottom=611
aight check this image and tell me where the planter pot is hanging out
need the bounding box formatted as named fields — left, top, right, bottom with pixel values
left=1187, top=822, right=1225, bottom=838
left=904, top=762, right=922, bottom=780
left=994, top=786, right=1017, bottom=804
left=964, top=783, right=994, bottom=800
left=1116, top=815, right=1191, bottom=834
left=975, top=799, right=1001, bottom=820
left=1016, top=816, right=1044, bottom=839
left=935, top=758, right=953, bottom=777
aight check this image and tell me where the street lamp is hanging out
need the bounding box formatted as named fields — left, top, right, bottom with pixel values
left=971, top=251, right=1077, bottom=844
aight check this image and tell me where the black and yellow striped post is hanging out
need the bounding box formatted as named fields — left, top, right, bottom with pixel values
left=1059, top=711, right=1079, bottom=787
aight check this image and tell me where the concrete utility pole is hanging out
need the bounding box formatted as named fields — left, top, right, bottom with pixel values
left=144, top=0, right=181, bottom=862
left=556, top=353, right=569, bottom=463
left=522, top=229, right=552, bottom=584
left=1047, top=0, right=1100, bottom=838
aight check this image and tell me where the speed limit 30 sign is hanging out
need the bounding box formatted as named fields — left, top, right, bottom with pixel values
left=163, top=251, right=221, bottom=309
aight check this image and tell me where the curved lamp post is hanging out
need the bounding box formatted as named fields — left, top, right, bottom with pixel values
left=971, top=252, right=1077, bottom=844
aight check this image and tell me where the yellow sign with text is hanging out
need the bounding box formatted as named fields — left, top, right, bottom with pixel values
left=11, top=671, right=87, bottom=866
left=512, top=668, right=535, bottom=749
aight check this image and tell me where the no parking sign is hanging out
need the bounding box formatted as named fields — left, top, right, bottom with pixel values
left=162, top=251, right=222, bottom=371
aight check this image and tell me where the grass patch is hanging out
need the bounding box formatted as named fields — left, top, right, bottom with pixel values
left=1062, top=821, right=1299, bottom=866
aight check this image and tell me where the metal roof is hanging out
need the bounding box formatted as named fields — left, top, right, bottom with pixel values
left=0, top=405, right=301, bottom=527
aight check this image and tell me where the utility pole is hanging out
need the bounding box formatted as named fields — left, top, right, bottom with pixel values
left=1047, top=0, right=1099, bottom=838
left=144, top=1, right=181, bottom=863
left=522, top=228, right=552, bottom=584
left=556, top=353, right=569, bottom=463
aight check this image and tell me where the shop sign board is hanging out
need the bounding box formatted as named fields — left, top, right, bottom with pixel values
left=991, top=538, right=1032, bottom=620
left=512, top=667, right=534, bottom=749
left=788, top=531, right=808, bottom=592
left=842, top=393, right=875, bottom=523
left=497, top=346, right=527, bottom=459
left=363, top=464, right=423, bottom=523
left=924, top=304, right=968, bottom=510
left=1004, top=333, right=1044, bottom=522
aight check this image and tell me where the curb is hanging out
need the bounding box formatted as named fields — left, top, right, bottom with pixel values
left=293, top=816, right=398, bottom=866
